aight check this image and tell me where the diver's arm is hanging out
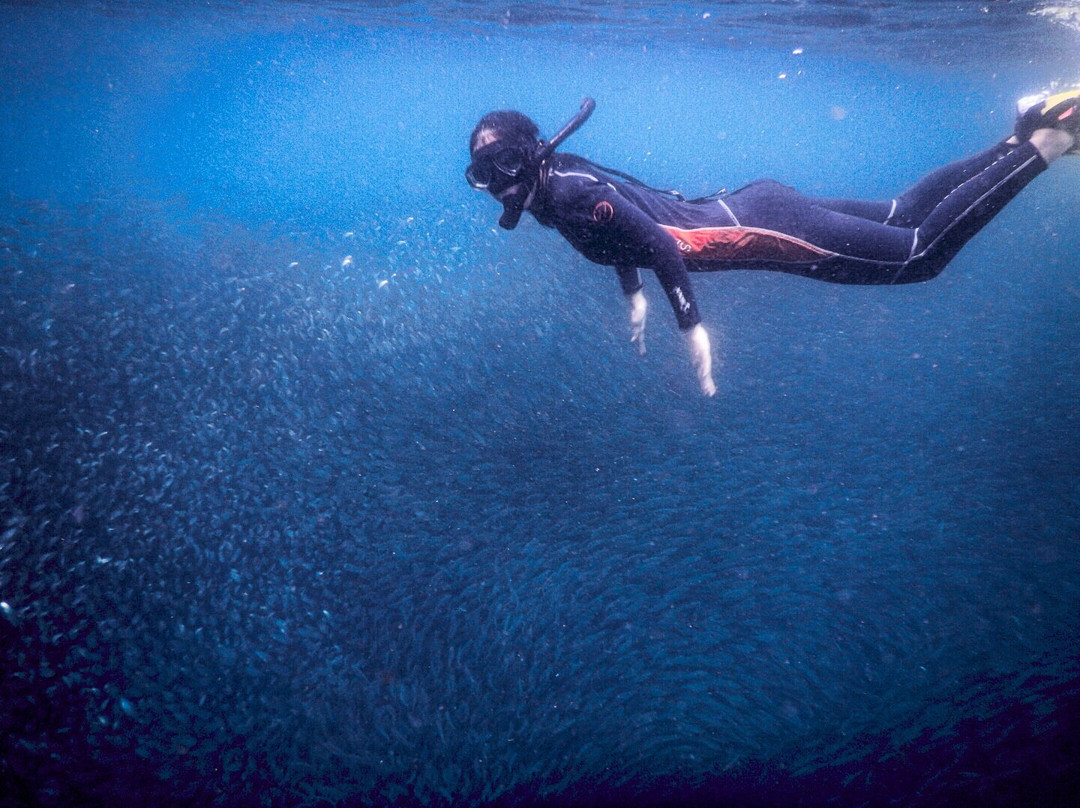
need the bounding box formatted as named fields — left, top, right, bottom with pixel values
left=603, top=203, right=700, bottom=330
left=615, top=265, right=647, bottom=356
left=605, top=204, right=715, bottom=396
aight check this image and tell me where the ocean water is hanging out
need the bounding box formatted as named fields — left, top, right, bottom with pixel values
left=2, top=1, right=1080, bottom=806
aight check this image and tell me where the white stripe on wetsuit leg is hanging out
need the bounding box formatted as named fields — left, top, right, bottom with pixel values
left=883, top=198, right=898, bottom=225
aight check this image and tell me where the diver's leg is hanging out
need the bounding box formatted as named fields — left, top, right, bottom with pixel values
left=722, top=138, right=1047, bottom=284
left=720, top=89, right=1076, bottom=283
left=802, top=141, right=1026, bottom=226
left=834, top=139, right=1049, bottom=283
left=817, top=138, right=1048, bottom=283
left=810, top=127, right=1073, bottom=227
left=885, top=141, right=1025, bottom=227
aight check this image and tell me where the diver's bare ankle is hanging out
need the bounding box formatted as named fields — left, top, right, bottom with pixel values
left=1029, top=128, right=1075, bottom=163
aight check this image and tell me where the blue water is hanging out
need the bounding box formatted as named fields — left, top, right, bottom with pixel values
left=2, top=2, right=1080, bottom=806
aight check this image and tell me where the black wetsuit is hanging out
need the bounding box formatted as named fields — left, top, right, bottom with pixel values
left=527, top=141, right=1047, bottom=330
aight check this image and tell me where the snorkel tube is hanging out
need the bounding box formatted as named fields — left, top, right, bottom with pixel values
left=537, top=96, right=596, bottom=162
left=498, top=97, right=596, bottom=230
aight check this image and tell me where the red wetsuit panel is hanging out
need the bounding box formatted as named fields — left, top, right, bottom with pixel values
left=660, top=225, right=837, bottom=263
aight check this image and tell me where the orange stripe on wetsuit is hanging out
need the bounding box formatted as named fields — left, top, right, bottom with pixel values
left=660, top=225, right=836, bottom=263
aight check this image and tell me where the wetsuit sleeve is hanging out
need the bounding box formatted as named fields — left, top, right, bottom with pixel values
left=615, top=265, right=643, bottom=295
left=606, top=201, right=700, bottom=330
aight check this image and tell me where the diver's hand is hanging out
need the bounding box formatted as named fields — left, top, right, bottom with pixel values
left=685, top=324, right=716, bottom=397
left=628, top=290, right=647, bottom=355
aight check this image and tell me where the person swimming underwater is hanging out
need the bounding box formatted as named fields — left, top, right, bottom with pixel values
left=466, top=91, right=1080, bottom=396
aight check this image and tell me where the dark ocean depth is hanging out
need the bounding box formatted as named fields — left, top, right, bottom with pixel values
left=2, top=2, right=1080, bottom=806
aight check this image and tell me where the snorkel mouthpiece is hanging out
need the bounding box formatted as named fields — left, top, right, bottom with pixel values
left=493, top=97, right=596, bottom=230
left=499, top=199, right=526, bottom=230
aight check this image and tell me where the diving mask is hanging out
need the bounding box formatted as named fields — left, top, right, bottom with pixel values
left=465, top=144, right=529, bottom=192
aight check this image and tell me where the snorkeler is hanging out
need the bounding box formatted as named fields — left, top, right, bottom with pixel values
left=466, top=90, right=1080, bottom=396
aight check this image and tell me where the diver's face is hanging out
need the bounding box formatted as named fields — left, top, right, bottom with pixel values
left=467, top=129, right=538, bottom=229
